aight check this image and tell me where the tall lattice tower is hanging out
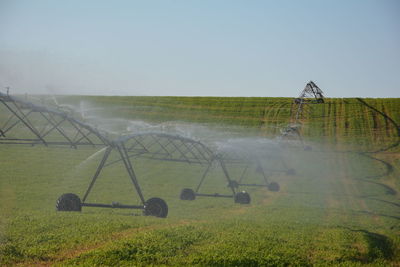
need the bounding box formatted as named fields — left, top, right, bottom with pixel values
left=293, top=81, right=325, bottom=122
left=280, top=81, right=325, bottom=150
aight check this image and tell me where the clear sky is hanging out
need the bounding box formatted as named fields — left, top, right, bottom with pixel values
left=0, top=0, right=399, bottom=97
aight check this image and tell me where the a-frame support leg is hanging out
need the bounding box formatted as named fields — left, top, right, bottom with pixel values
left=218, top=159, right=236, bottom=195
left=116, top=143, right=146, bottom=205
left=195, top=163, right=212, bottom=193
left=82, top=146, right=113, bottom=203
left=256, top=162, right=270, bottom=186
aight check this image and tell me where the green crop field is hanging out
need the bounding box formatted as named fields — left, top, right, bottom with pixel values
left=0, top=96, right=399, bottom=266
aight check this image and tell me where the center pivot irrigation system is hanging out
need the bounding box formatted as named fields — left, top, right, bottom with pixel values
left=0, top=90, right=292, bottom=218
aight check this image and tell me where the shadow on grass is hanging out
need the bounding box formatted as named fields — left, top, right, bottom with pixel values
left=286, top=190, right=400, bottom=209
left=356, top=179, right=397, bottom=196
left=364, top=197, right=400, bottom=208
left=356, top=210, right=400, bottom=221
left=344, top=227, right=394, bottom=262
left=358, top=153, right=395, bottom=179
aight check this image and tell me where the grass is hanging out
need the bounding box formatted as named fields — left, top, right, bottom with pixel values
left=0, top=96, right=399, bottom=266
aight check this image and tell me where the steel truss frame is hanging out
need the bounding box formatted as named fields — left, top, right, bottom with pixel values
left=81, top=133, right=245, bottom=207
left=0, top=91, right=258, bottom=216
left=0, top=92, right=110, bottom=147
left=212, top=150, right=295, bottom=189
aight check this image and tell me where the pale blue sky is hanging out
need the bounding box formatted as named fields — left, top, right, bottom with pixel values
left=0, top=0, right=399, bottom=97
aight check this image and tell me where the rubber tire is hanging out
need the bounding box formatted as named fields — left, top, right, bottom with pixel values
left=268, top=182, right=280, bottom=192
left=180, top=188, right=196, bottom=200
left=286, top=169, right=296, bottom=176
left=143, top=197, right=168, bottom=218
left=56, top=193, right=82, bottom=211
left=234, top=191, right=251, bottom=204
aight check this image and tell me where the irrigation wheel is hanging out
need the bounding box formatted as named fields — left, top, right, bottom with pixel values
left=180, top=188, right=196, bottom=200
left=143, top=197, right=168, bottom=218
left=234, top=191, right=251, bottom=204
left=268, top=182, right=280, bottom=192
left=56, top=193, right=82, bottom=211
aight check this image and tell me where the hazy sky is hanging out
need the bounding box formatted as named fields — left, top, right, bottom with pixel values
left=0, top=0, right=399, bottom=97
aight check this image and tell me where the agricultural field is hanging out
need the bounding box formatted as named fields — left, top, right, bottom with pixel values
left=0, top=95, right=399, bottom=266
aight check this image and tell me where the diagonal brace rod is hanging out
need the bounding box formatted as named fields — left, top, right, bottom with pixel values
left=0, top=100, right=47, bottom=145
left=195, top=162, right=212, bottom=193
left=117, top=143, right=146, bottom=204
left=82, top=146, right=113, bottom=202
left=218, top=159, right=236, bottom=195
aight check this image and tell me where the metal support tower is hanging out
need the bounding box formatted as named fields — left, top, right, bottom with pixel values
left=280, top=81, right=325, bottom=150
